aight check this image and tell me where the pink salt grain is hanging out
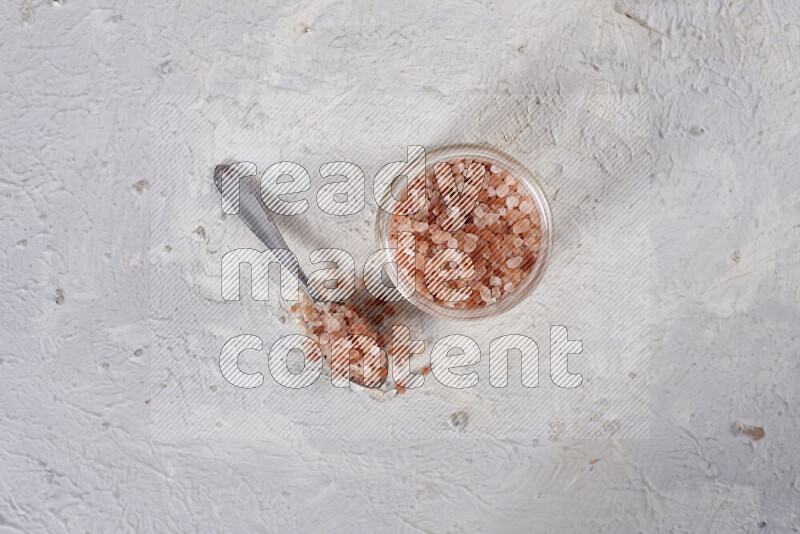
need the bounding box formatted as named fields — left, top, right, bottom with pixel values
left=479, top=286, right=492, bottom=301
left=512, top=219, right=531, bottom=234
left=506, top=257, right=523, bottom=269
left=431, top=229, right=448, bottom=244
left=326, top=316, right=341, bottom=332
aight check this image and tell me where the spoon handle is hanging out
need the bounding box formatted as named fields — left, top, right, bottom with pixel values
left=215, top=164, right=321, bottom=301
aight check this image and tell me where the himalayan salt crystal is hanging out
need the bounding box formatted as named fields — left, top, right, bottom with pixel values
left=325, top=315, right=341, bottom=332
left=519, top=201, right=534, bottom=214
left=506, top=256, right=523, bottom=269
left=505, top=175, right=516, bottom=186
left=453, top=173, right=464, bottom=191
left=506, top=210, right=523, bottom=223
left=487, top=186, right=496, bottom=197
left=504, top=282, right=514, bottom=292
left=479, top=285, right=492, bottom=302
left=453, top=161, right=465, bottom=175
left=513, top=237, right=524, bottom=248
left=447, top=237, right=458, bottom=249
left=496, top=184, right=510, bottom=197
left=490, top=276, right=502, bottom=286
left=512, top=218, right=531, bottom=234
left=506, top=195, right=519, bottom=209
left=462, top=239, right=477, bottom=253
left=490, top=165, right=501, bottom=173
left=491, top=286, right=501, bottom=299
left=413, top=221, right=429, bottom=232
left=431, top=229, right=448, bottom=244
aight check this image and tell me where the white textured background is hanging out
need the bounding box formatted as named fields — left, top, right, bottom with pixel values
left=1, top=0, right=799, bottom=532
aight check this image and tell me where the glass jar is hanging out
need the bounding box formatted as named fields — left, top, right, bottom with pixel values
left=374, top=144, right=552, bottom=320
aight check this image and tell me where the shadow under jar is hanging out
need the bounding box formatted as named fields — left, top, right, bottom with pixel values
left=375, top=144, right=553, bottom=320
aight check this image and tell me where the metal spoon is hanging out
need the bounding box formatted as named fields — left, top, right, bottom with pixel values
left=214, top=163, right=323, bottom=301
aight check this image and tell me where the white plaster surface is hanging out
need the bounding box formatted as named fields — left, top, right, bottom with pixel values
left=1, top=0, right=799, bottom=532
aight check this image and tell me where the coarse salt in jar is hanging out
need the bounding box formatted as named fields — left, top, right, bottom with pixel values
left=375, top=144, right=552, bottom=320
